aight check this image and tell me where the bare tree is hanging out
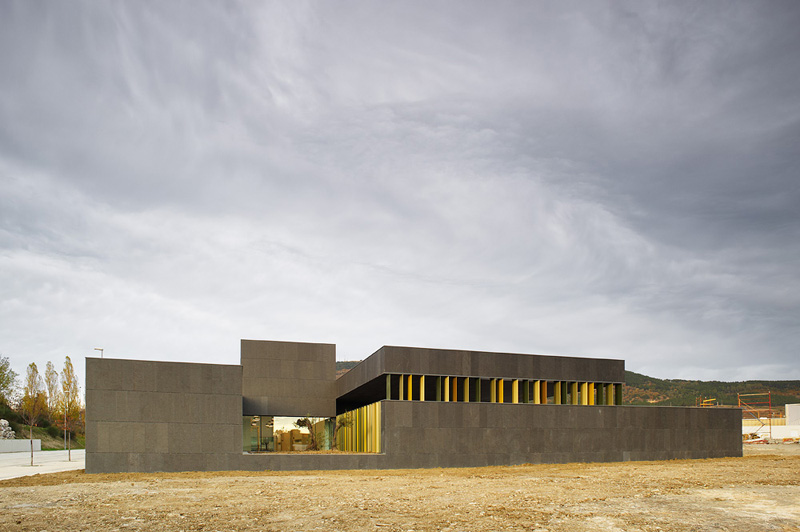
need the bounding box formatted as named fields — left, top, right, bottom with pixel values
left=331, top=414, right=352, bottom=451
left=60, top=356, right=81, bottom=461
left=294, top=416, right=321, bottom=451
left=44, top=361, right=60, bottom=422
left=21, top=363, right=45, bottom=466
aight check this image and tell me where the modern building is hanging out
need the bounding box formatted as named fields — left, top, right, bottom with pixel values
left=85, top=339, right=742, bottom=473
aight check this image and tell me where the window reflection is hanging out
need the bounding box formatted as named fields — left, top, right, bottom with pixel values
left=242, top=416, right=335, bottom=452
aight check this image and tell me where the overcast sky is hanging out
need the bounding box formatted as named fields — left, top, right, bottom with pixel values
left=2, top=1, right=799, bottom=391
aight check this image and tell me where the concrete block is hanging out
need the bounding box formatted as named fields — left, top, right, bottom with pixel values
left=537, top=356, right=556, bottom=380
left=462, top=403, right=481, bottom=427
left=433, top=451, right=457, bottom=469
left=379, top=425, right=401, bottom=452
left=161, top=453, right=187, bottom=473
left=296, top=360, right=316, bottom=378
left=99, top=360, right=126, bottom=392
left=84, top=388, right=103, bottom=422
left=85, top=358, right=103, bottom=391
left=89, top=389, right=116, bottom=422
left=414, top=426, right=437, bottom=454
left=497, top=354, right=520, bottom=378
left=390, top=350, right=413, bottom=374
left=184, top=363, right=206, bottom=394
left=130, top=362, right=157, bottom=392
left=113, top=390, right=134, bottom=422
left=242, top=396, right=268, bottom=416
left=144, top=392, right=169, bottom=423
left=97, top=453, right=123, bottom=473
left=517, top=355, right=535, bottom=378
left=388, top=401, right=413, bottom=428
left=599, top=406, right=618, bottom=429
left=506, top=430, right=526, bottom=454
left=108, top=422, right=129, bottom=452
left=574, top=407, right=595, bottom=428
left=549, top=429, right=568, bottom=454
left=126, top=452, right=145, bottom=472
left=241, top=376, right=268, bottom=397
left=217, top=395, right=240, bottom=423
left=96, top=422, right=113, bottom=453
left=129, top=422, right=147, bottom=453
left=220, top=424, right=241, bottom=454
left=410, top=453, right=438, bottom=469
left=186, top=394, right=206, bottom=423
left=450, top=405, right=466, bottom=428
left=213, top=365, right=239, bottom=395
left=412, top=402, right=437, bottom=428
left=167, top=424, right=185, bottom=453
left=486, top=453, right=506, bottom=466
left=84, top=451, right=102, bottom=474
left=146, top=423, right=169, bottom=454
left=145, top=453, right=167, bottom=473
left=488, top=405, right=506, bottom=428
left=159, top=363, right=188, bottom=393
left=85, top=421, right=98, bottom=452
left=501, top=405, right=518, bottom=428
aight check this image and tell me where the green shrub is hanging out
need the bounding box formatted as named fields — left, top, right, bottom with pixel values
left=47, top=425, right=61, bottom=438
left=0, top=402, right=23, bottom=424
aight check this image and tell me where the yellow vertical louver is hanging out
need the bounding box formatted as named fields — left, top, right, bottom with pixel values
left=335, top=402, right=382, bottom=453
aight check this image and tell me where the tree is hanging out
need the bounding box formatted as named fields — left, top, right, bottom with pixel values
left=331, top=414, right=352, bottom=451
left=59, top=356, right=81, bottom=460
left=21, top=362, right=46, bottom=466
left=0, top=355, right=18, bottom=407
left=44, top=361, right=60, bottom=422
left=294, top=416, right=321, bottom=451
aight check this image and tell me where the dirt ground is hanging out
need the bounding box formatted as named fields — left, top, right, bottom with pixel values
left=1, top=445, right=799, bottom=532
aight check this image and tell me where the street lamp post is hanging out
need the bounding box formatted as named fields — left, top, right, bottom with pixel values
left=94, top=348, right=103, bottom=358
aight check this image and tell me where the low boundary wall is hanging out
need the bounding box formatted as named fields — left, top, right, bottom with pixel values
left=231, top=401, right=742, bottom=472
left=88, top=398, right=743, bottom=473
left=0, top=439, right=41, bottom=453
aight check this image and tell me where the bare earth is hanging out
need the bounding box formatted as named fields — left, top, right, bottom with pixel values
left=1, top=446, right=798, bottom=532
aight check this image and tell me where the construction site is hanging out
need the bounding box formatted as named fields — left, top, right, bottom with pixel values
left=694, top=390, right=800, bottom=445
left=738, top=393, right=800, bottom=443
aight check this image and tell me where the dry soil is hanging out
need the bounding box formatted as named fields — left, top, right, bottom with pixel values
left=1, top=445, right=798, bottom=531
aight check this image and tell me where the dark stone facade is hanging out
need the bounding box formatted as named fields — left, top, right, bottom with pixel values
left=85, top=358, right=243, bottom=474
left=241, top=339, right=336, bottom=417
left=377, top=401, right=742, bottom=468
left=337, top=345, right=626, bottom=412
left=85, top=340, right=743, bottom=474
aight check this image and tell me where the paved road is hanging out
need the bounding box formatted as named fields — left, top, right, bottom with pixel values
left=0, top=449, right=85, bottom=480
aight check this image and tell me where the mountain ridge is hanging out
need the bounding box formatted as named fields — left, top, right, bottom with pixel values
left=624, top=370, right=800, bottom=408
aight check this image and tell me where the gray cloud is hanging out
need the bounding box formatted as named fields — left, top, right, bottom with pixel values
left=1, top=1, right=799, bottom=388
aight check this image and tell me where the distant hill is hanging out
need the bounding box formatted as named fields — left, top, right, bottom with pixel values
left=334, top=362, right=800, bottom=409
left=336, top=360, right=361, bottom=377
left=624, top=370, right=800, bottom=408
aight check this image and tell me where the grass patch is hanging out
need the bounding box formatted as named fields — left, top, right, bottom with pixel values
left=12, top=424, right=84, bottom=450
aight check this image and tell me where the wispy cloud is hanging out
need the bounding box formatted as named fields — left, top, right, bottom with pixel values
left=1, top=1, right=798, bottom=386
